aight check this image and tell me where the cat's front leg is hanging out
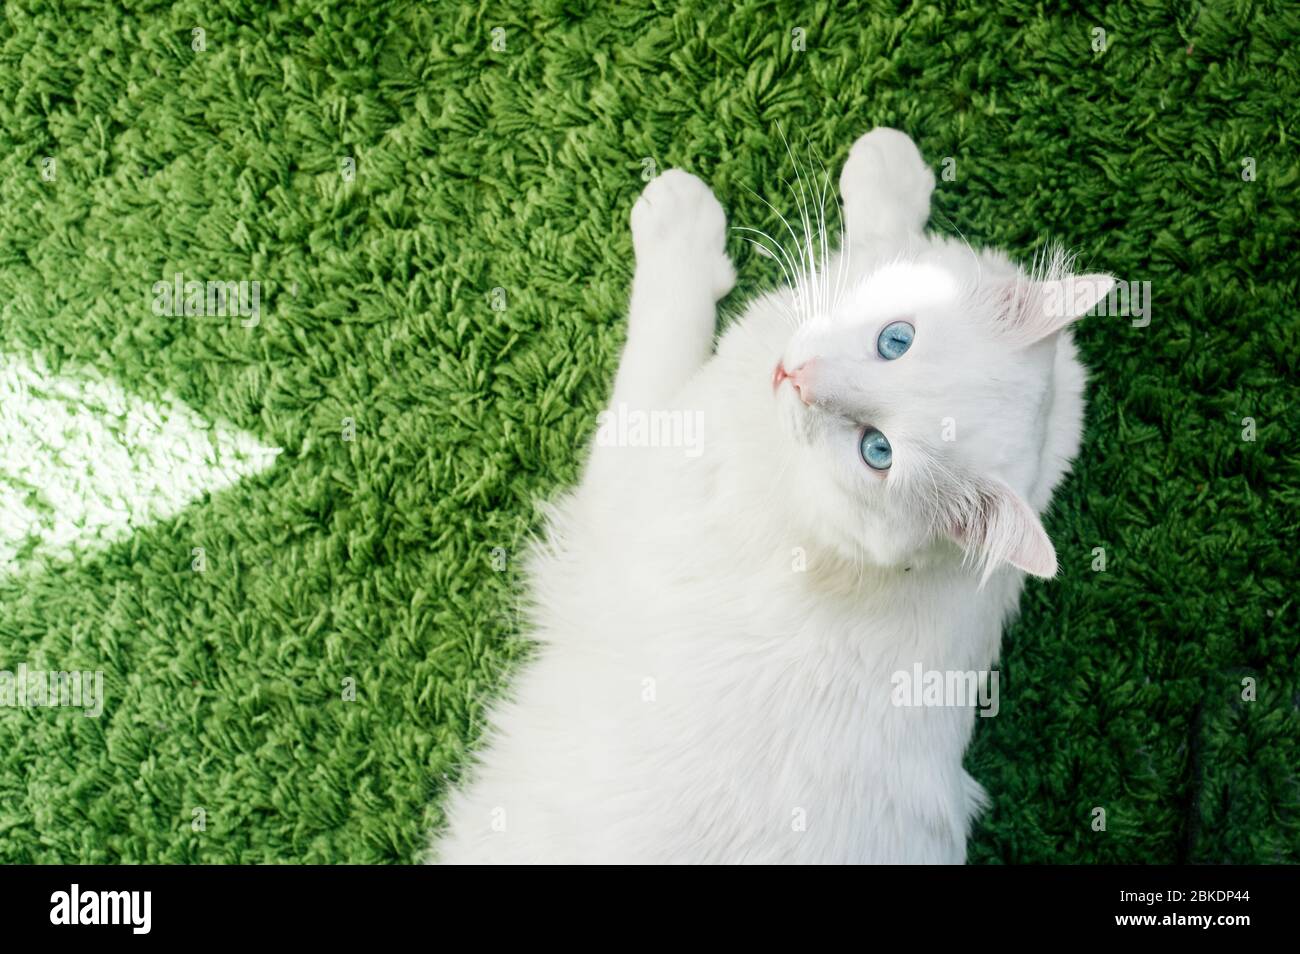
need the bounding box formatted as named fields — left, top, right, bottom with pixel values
left=610, top=170, right=735, bottom=409
left=839, top=127, right=935, bottom=244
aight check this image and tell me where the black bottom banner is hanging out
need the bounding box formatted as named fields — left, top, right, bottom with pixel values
left=0, top=864, right=1292, bottom=940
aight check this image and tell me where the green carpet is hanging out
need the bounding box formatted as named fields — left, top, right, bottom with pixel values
left=0, top=0, right=1296, bottom=863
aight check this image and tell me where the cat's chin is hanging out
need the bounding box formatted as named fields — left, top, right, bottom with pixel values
left=848, top=525, right=943, bottom=566
left=783, top=538, right=932, bottom=598
left=774, top=474, right=960, bottom=581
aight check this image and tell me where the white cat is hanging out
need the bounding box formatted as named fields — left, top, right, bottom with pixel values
left=433, top=128, right=1112, bottom=864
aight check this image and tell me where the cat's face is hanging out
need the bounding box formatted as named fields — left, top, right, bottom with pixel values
left=772, top=250, right=1112, bottom=583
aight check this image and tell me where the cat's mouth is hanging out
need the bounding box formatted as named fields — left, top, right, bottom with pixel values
left=772, top=360, right=813, bottom=405
left=774, top=360, right=824, bottom=447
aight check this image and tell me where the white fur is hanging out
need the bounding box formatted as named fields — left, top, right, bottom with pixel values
left=432, top=129, right=1109, bottom=864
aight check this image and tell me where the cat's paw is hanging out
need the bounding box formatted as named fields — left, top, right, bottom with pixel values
left=839, top=128, right=935, bottom=239
left=631, top=169, right=736, bottom=300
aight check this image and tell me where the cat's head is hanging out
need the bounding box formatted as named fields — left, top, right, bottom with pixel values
left=771, top=245, right=1112, bottom=584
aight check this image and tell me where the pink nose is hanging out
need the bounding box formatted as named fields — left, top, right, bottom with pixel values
left=773, top=360, right=813, bottom=404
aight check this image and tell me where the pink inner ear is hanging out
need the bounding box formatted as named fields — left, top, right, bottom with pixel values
left=997, top=273, right=1115, bottom=343
left=1003, top=512, right=1057, bottom=579
left=950, top=479, right=1058, bottom=585
left=987, top=489, right=1057, bottom=582
left=995, top=278, right=1050, bottom=340
left=1051, top=274, right=1115, bottom=321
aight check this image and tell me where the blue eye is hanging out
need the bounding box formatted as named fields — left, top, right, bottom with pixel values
left=859, top=427, right=892, bottom=470
left=876, top=320, right=915, bottom=360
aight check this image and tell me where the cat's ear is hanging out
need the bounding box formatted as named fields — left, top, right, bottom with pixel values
left=948, top=478, right=1057, bottom=587
left=996, top=274, right=1114, bottom=343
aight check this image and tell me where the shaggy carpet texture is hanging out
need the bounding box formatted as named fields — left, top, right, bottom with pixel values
left=0, top=0, right=1295, bottom=862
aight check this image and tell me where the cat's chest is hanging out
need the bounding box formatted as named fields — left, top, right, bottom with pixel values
left=629, top=571, right=1000, bottom=755
left=601, top=596, right=989, bottom=862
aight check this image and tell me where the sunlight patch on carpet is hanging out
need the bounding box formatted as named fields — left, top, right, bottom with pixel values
left=0, top=351, right=280, bottom=578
